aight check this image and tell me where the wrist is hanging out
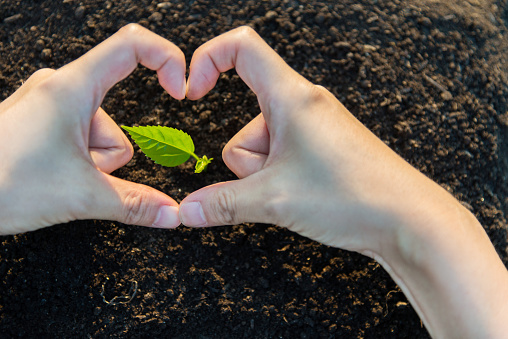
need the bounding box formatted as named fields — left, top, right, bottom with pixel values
left=372, top=188, right=508, bottom=338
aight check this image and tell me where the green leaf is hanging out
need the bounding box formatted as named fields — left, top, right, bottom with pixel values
left=195, top=155, right=213, bottom=173
left=122, top=125, right=196, bottom=167
left=122, top=125, right=213, bottom=173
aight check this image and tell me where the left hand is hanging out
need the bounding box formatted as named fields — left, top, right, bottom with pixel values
left=0, top=24, right=186, bottom=235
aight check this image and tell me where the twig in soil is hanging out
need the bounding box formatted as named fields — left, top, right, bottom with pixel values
left=383, top=289, right=402, bottom=317
left=101, top=276, right=138, bottom=305
left=424, top=74, right=447, bottom=92
left=423, top=74, right=453, bottom=100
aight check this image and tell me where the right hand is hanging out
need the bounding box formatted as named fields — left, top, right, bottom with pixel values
left=0, top=24, right=186, bottom=234
left=179, top=26, right=462, bottom=255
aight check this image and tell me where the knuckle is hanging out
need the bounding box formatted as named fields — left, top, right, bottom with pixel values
left=122, top=186, right=152, bottom=225
left=22, top=68, right=56, bottom=89
left=30, top=68, right=56, bottom=81
left=235, top=25, right=258, bottom=38
left=31, top=68, right=71, bottom=98
left=266, top=82, right=328, bottom=118
left=119, top=23, right=145, bottom=37
left=294, top=83, right=336, bottom=115
left=211, top=189, right=238, bottom=225
left=313, top=84, right=328, bottom=93
left=233, top=26, right=263, bottom=47
left=306, top=84, right=332, bottom=104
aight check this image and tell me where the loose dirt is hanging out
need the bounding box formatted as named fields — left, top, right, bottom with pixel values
left=1, top=0, right=507, bottom=337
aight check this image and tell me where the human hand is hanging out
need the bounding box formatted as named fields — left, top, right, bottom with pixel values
left=0, top=24, right=186, bottom=235
left=179, top=28, right=508, bottom=338
left=179, top=27, right=468, bottom=256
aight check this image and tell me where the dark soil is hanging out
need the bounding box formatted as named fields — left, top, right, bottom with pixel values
left=1, top=0, right=507, bottom=337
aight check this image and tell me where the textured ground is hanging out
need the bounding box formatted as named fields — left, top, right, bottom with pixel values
left=1, top=0, right=507, bottom=337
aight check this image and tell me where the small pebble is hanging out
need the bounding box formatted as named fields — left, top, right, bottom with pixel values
left=265, top=10, right=277, bottom=20
left=199, top=110, right=212, bottom=120
left=148, top=12, right=163, bottom=22
left=441, top=91, right=453, bottom=101
left=418, top=17, right=432, bottom=27
left=335, top=41, right=351, bottom=49
left=361, top=80, right=371, bottom=88
left=363, top=44, right=377, bottom=53
left=4, top=13, right=22, bottom=23
left=315, top=13, right=325, bottom=24
left=329, top=26, right=339, bottom=36
left=137, top=18, right=149, bottom=27
left=497, top=112, right=508, bottom=127
left=352, top=4, right=363, bottom=11
left=35, top=39, right=45, bottom=51
left=41, top=48, right=52, bottom=61
left=75, top=6, right=85, bottom=19
left=157, top=2, right=172, bottom=10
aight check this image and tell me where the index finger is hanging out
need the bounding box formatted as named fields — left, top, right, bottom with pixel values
left=186, top=27, right=311, bottom=118
left=56, top=24, right=186, bottom=115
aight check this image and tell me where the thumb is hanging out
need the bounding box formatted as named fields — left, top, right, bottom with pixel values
left=90, top=173, right=181, bottom=229
left=179, top=174, right=277, bottom=227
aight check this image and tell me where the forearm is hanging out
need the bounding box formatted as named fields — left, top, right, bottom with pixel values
left=176, top=27, right=508, bottom=337
left=375, top=187, right=508, bottom=339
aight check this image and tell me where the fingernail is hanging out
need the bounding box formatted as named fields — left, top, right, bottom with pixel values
left=153, top=205, right=180, bottom=229
left=180, top=202, right=207, bottom=227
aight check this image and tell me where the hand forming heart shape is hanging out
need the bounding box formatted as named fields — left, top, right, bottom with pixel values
left=0, top=23, right=465, bottom=257
left=0, top=23, right=505, bottom=339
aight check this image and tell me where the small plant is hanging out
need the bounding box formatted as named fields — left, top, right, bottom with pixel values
left=122, top=125, right=213, bottom=173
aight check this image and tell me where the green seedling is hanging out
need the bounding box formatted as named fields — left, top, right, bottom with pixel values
left=121, top=125, right=213, bottom=173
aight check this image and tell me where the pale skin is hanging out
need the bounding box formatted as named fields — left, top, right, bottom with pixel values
left=1, top=24, right=507, bottom=338
left=0, top=24, right=184, bottom=233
